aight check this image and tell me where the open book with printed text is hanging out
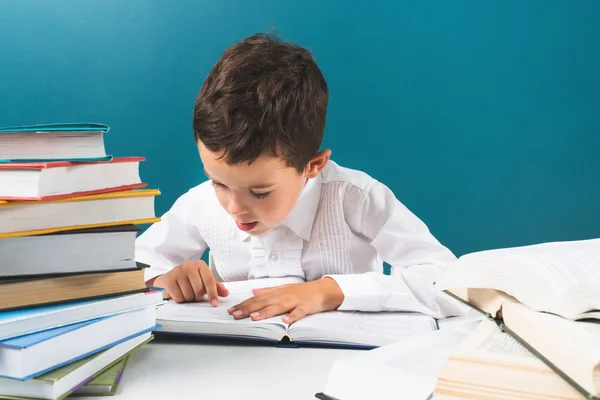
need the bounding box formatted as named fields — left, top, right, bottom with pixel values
left=156, top=277, right=447, bottom=349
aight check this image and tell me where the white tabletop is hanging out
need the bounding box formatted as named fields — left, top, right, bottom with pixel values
left=77, top=335, right=359, bottom=400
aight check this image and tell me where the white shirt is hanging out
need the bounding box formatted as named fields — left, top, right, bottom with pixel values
left=135, top=160, right=465, bottom=318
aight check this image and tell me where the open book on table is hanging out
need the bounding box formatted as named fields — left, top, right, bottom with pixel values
left=436, top=238, right=600, bottom=400
left=155, top=277, right=456, bottom=349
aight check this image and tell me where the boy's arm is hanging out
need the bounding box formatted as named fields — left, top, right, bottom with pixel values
left=326, top=181, right=467, bottom=319
left=135, top=186, right=209, bottom=284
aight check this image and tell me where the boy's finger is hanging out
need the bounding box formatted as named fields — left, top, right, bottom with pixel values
left=198, top=263, right=219, bottom=307
left=229, top=296, right=271, bottom=319
left=282, top=306, right=310, bottom=324
left=249, top=304, right=287, bottom=321
left=166, top=281, right=184, bottom=303
left=177, top=278, right=196, bottom=302
left=188, top=269, right=206, bottom=302
left=216, top=282, right=229, bottom=297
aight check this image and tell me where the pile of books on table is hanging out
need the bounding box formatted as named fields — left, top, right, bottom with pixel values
left=317, top=238, right=600, bottom=400
left=0, top=123, right=163, bottom=400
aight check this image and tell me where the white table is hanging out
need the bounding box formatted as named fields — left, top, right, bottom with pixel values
left=78, top=335, right=359, bottom=400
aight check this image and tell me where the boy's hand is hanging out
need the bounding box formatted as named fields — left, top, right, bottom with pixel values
left=153, top=261, right=229, bottom=307
left=226, top=277, right=344, bottom=324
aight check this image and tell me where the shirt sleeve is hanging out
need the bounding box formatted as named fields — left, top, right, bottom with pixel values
left=135, top=184, right=209, bottom=283
left=326, top=181, right=468, bottom=318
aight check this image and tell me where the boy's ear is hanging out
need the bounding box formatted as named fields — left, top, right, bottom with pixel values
left=305, top=149, right=331, bottom=178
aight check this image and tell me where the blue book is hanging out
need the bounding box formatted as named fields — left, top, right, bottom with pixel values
left=0, top=289, right=164, bottom=341
left=0, top=306, right=158, bottom=381
left=0, top=123, right=112, bottom=162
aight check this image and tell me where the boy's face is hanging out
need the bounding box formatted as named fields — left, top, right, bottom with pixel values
left=198, top=142, right=329, bottom=236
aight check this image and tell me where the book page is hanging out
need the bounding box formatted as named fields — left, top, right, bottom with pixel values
left=476, top=326, right=535, bottom=358
left=453, top=319, right=532, bottom=357
left=289, top=311, right=438, bottom=346
left=156, top=277, right=303, bottom=325
left=383, top=330, right=469, bottom=375
left=324, top=330, right=468, bottom=400
left=437, top=307, right=484, bottom=333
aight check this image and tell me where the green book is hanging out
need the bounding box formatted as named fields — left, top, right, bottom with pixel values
left=70, top=356, right=130, bottom=396
left=0, top=334, right=152, bottom=400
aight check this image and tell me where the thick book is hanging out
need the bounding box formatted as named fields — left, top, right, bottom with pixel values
left=0, top=306, right=158, bottom=381
left=434, top=319, right=591, bottom=400
left=437, top=238, right=600, bottom=321
left=156, top=277, right=447, bottom=349
left=0, top=189, right=160, bottom=239
left=0, top=225, right=141, bottom=277
left=436, top=239, right=600, bottom=400
left=0, top=123, right=111, bottom=162
left=316, top=329, right=472, bottom=400
left=0, top=333, right=151, bottom=400
left=0, top=267, right=149, bottom=312
left=0, top=157, right=146, bottom=200
left=0, top=289, right=164, bottom=341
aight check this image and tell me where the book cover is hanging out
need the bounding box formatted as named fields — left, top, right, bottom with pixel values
left=0, top=123, right=112, bottom=163
left=0, top=123, right=109, bottom=133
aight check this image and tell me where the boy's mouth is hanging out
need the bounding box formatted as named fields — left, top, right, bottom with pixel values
left=235, top=221, right=258, bottom=232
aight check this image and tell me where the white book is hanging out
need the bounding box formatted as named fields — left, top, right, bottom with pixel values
left=0, top=306, right=157, bottom=380
left=156, top=277, right=444, bottom=349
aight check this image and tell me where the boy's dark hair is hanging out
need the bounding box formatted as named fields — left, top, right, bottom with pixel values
left=193, top=32, right=328, bottom=172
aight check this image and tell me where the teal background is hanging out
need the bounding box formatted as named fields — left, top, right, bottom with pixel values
left=1, top=1, right=599, bottom=257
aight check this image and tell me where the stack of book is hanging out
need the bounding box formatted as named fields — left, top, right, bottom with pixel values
left=434, top=238, right=600, bottom=400
left=0, top=123, right=164, bottom=400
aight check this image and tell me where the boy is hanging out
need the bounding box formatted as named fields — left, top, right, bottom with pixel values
left=136, top=33, right=464, bottom=324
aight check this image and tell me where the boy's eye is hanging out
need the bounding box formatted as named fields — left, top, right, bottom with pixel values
left=251, top=191, right=270, bottom=200
left=212, top=181, right=226, bottom=189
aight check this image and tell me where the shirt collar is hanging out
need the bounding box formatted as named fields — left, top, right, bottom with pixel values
left=282, top=172, right=322, bottom=241
left=234, top=172, right=322, bottom=242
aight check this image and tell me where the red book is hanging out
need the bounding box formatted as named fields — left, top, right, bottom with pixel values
left=0, top=157, right=147, bottom=201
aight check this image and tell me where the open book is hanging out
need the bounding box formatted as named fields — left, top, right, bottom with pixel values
left=436, top=239, right=600, bottom=400
left=434, top=319, right=588, bottom=400
left=437, top=238, right=600, bottom=320
left=156, top=277, right=441, bottom=349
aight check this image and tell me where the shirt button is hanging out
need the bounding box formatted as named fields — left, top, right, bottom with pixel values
left=269, top=252, right=278, bottom=262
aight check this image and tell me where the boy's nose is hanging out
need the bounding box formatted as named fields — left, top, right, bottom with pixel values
left=228, top=197, right=247, bottom=216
